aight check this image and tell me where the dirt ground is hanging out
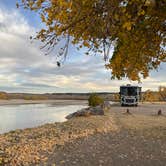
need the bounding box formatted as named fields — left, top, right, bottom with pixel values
left=110, top=102, right=166, bottom=115
left=45, top=103, right=166, bottom=166
left=47, top=129, right=166, bottom=166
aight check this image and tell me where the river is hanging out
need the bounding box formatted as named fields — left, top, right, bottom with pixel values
left=0, top=102, right=86, bottom=134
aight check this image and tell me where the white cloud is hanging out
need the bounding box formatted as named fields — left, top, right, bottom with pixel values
left=0, top=9, right=33, bottom=35
left=0, top=7, right=165, bottom=93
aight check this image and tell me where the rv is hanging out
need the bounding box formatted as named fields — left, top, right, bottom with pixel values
left=120, top=84, right=141, bottom=106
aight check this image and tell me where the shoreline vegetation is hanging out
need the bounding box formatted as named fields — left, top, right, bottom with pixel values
left=0, top=92, right=118, bottom=101
left=0, top=87, right=166, bottom=102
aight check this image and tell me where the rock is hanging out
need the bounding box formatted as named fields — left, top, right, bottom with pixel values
left=126, top=109, right=130, bottom=114
left=65, top=113, right=74, bottom=120
left=157, top=109, right=162, bottom=116
left=66, top=105, right=104, bottom=119
left=102, top=101, right=111, bottom=112
left=0, top=150, right=6, bottom=157
left=123, top=109, right=132, bottom=115
left=89, top=106, right=104, bottom=115
left=0, top=150, right=4, bottom=155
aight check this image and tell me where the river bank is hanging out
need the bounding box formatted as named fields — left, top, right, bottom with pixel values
left=0, top=113, right=117, bottom=166
left=0, top=103, right=166, bottom=165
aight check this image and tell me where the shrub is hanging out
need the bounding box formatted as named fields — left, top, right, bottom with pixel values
left=0, top=92, right=9, bottom=100
left=142, top=90, right=160, bottom=102
left=88, top=93, right=104, bottom=107
left=159, top=86, right=166, bottom=101
left=23, top=95, right=48, bottom=100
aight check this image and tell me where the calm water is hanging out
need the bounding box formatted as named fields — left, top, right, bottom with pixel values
left=0, top=103, right=86, bottom=134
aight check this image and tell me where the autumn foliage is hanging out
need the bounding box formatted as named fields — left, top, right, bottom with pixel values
left=18, top=0, right=166, bottom=81
left=88, top=93, right=104, bottom=106
left=0, top=92, right=9, bottom=100
left=142, top=87, right=166, bottom=102
left=159, top=86, right=166, bottom=101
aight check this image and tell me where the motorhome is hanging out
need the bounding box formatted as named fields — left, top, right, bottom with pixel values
left=120, top=84, right=141, bottom=106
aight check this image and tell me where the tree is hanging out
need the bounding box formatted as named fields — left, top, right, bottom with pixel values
left=142, top=89, right=160, bottom=102
left=159, top=86, right=166, bottom=101
left=18, top=0, right=166, bottom=81
left=0, top=92, right=9, bottom=100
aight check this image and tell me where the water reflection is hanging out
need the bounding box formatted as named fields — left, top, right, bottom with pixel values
left=0, top=104, right=86, bottom=134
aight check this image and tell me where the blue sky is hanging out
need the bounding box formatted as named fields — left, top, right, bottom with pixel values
left=0, top=0, right=165, bottom=93
left=0, top=0, right=41, bottom=27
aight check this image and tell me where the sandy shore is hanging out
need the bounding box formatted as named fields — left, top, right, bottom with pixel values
left=0, top=114, right=116, bottom=165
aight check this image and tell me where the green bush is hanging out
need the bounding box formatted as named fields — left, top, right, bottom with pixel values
left=88, top=93, right=104, bottom=106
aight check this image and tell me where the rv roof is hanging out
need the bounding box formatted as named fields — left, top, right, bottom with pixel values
left=120, top=85, right=141, bottom=88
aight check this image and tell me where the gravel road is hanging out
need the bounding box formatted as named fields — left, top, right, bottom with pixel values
left=110, top=102, right=166, bottom=115
left=45, top=103, right=166, bottom=166
left=48, top=130, right=166, bottom=166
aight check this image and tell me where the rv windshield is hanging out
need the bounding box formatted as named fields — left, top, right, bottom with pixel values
left=120, top=87, right=137, bottom=96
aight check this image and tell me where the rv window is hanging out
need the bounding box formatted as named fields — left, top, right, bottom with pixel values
left=120, top=87, right=137, bottom=96
left=120, top=87, right=128, bottom=95
left=128, top=87, right=137, bottom=96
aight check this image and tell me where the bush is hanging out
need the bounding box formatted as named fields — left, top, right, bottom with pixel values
left=142, top=90, right=160, bottom=102
left=23, top=95, right=48, bottom=100
left=88, top=93, right=104, bottom=107
left=0, top=92, right=9, bottom=100
left=159, top=86, right=166, bottom=101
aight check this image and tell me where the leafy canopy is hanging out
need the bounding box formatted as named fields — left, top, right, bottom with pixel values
left=19, top=0, right=166, bottom=81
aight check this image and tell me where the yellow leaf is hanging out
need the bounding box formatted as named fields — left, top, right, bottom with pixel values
left=138, top=9, right=145, bottom=16
left=123, top=22, right=132, bottom=31
left=83, top=41, right=90, bottom=47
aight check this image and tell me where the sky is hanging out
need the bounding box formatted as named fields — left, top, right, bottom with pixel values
left=0, top=0, right=166, bottom=93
